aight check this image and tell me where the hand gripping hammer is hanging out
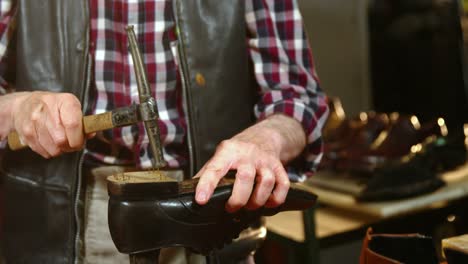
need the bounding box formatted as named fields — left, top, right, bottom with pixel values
left=7, top=26, right=167, bottom=169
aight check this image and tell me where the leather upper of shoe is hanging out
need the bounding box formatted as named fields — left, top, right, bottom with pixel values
left=157, top=186, right=233, bottom=224
left=107, top=171, right=317, bottom=255
left=107, top=172, right=316, bottom=212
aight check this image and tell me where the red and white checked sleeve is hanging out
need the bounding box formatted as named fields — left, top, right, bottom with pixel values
left=0, top=0, right=15, bottom=95
left=245, top=0, right=329, bottom=180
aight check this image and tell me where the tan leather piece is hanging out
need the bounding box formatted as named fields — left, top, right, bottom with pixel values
left=322, top=97, right=346, bottom=139
left=360, top=228, right=401, bottom=264
left=359, top=228, right=448, bottom=264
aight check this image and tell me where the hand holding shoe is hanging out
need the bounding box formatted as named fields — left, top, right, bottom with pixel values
left=107, top=172, right=317, bottom=255
left=195, top=114, right=306, bottom=212
left=107, top=114, right=313, bottom=255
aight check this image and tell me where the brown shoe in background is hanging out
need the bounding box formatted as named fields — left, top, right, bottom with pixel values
left=322, top=97, right=346, bottom=142
left=337, top=115, right=447, bottom=173
left=321, top=112, right=390, bottom=170
left=360, top=228, right=439, bottom=264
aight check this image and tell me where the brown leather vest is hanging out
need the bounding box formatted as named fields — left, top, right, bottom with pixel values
left=1, top=0, right=255, bottom=262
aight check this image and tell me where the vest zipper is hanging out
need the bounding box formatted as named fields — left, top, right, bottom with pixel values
left=74, top=52, right=92, bottom=264
left=73, top=150, right=85, bottom=264
left=173, top=0, right=196, bottom=176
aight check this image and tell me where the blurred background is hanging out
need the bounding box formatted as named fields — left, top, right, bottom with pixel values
left=299, top=0, right=468, bottom=130
left=257, top=0, right=468, bottom=263
left=301, top=0, right=467, bottom=130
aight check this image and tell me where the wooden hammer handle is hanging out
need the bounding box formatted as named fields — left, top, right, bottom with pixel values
left=82, top=112, right=114, bottom=134
left=7, top=111, right=114, bottom=150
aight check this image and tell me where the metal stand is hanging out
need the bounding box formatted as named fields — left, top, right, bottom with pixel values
left=206, top=251, right=220, bottom=264
left=129, top=250, right=160, bottom=264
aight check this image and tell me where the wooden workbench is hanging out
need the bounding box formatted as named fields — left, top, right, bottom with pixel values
left=266, top=162, right=468, bottom=243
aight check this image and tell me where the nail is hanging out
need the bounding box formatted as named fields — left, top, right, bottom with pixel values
left=196, top=191, right=207, bottom=203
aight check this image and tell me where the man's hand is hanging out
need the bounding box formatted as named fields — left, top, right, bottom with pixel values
left=194, top=114, right=306, bottom=212
left=1, top=91, right=85, bottom=158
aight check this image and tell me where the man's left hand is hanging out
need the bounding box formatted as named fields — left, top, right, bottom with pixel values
left=194, top=114, right=306, bottom=212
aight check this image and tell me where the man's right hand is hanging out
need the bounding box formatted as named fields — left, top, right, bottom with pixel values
left=2, top=91, right=85, bottom=158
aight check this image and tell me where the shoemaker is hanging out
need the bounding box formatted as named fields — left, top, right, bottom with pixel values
left=0, top=0, right=328, bottom=263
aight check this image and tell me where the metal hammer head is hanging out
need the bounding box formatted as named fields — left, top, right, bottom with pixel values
left=126, top=25, right=167, bottom=169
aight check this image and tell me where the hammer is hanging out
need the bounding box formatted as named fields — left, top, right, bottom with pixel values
left=7, top=26, right=167, bottom=169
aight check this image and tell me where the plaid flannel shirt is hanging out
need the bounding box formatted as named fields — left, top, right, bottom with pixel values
left=0, top=0, right=328, bottom=181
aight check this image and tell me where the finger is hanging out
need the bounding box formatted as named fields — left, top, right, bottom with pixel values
left=246, top=167, right=276, bottom=210
left=21, top=105, right=50, bottom=158
left=25, top=130, right=50, bottom=158
left=27, top=126, right=51, bottom=158
left=195, top=155, right=233, bottom=205
left=225, top=163, right=256, bottom=212
left=44, top=101, right=67, bottom=150
left=265, top=164, right=290, bottom=208
left=59, top=94, right=84, bottom=150
left=37, top=113, right=63, bottom=157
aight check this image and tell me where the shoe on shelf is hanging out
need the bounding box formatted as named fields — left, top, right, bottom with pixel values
left=321, top=112, right=391, bottom=170
left=337, top=115, right=447, bottom=173
left=106, top=171, right=317, bottom=255
left=356, top=134, right=466, bottom=202
left=323, top=97, right=346, bottom=142
left=325, top=112, right=389, bottom=151
left=320, top=115, right=365, bottom=170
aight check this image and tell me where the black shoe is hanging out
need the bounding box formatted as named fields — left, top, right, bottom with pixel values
left=107, top=171, right=317, bottom=255
left=357, top=135, right=466, bottom=202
